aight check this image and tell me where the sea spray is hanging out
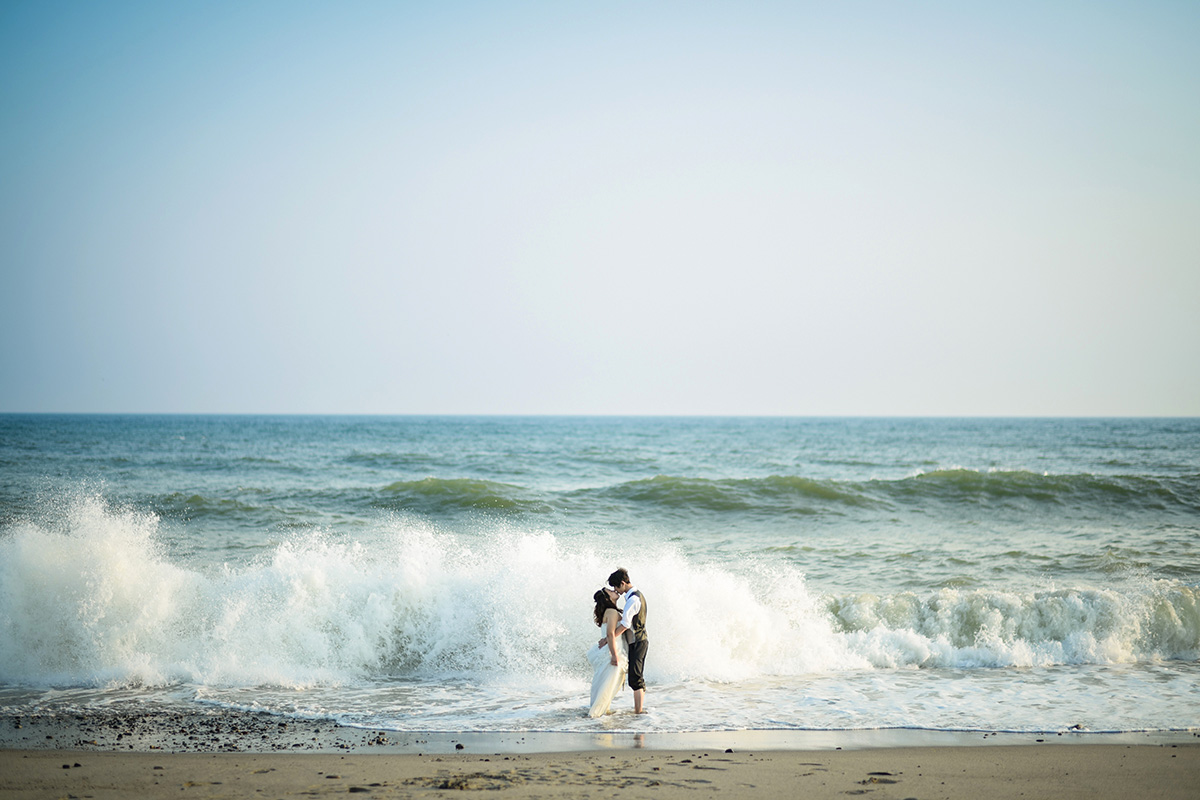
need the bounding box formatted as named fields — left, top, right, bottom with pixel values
left=4, top=494, right=1197, bottom=696
left=827, top=584, right=1200, bottom=668
left=0, top=494, right=203, bottom=686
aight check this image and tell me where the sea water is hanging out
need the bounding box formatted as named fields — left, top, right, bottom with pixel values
left=1, top=415, right=1197, bottom=734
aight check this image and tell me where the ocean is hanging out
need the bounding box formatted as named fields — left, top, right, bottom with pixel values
left=1, top=415, right=1197, bottom=736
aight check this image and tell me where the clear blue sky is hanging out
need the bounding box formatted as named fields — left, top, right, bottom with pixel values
left=3, top=1, right=1198, bottom=415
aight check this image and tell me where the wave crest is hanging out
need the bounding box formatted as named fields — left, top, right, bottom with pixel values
left=827, top=583, right=1200, bottom=668
left=1, top=495, right=1196, bottom=690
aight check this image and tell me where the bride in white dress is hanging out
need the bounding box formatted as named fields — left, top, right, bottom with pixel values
left=586, top=587, right=628, bottom=717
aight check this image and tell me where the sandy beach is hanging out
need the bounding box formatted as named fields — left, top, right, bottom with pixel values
left=2, top=711, right=1197, bottom=799
left=4, top=743, right=1199, bottom=799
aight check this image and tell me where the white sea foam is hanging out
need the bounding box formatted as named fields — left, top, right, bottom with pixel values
left=828, top=583, right=1200, bottom=668
left=2, top=495, right=1197, bottom=698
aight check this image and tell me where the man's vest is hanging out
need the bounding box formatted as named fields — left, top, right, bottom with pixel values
left=623, top=590, right=648, bottom=645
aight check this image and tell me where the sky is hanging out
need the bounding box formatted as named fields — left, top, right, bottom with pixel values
left=2, top=1, right=1198, bottom=416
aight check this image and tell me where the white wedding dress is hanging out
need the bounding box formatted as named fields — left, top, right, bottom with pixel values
left=587, top=624, right=628, bottom=718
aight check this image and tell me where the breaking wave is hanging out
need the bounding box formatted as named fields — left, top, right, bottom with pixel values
left=1, top=496, right=1196, bottom=691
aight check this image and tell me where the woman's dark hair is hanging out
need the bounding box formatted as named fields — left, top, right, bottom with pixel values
left=593, top=588, right=617, bottom=626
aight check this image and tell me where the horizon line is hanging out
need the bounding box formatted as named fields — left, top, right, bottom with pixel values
left=2, top=411, right=1198, bottom=420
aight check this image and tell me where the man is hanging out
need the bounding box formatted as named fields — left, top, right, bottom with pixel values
left=605, top=567, right=648, bottom=713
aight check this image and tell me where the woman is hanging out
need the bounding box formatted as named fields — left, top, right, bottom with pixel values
left=586, top=587, right=628, bottom=717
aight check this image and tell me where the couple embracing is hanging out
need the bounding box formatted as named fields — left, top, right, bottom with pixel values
left=586, top=568, right=648, bottom=717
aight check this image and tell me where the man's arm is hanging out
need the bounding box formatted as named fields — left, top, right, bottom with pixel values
left=600, top=624, right=629, bottom=645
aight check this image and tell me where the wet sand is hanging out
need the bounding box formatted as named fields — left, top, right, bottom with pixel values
left=2, top=711, right=1197, bottom=799
left=3, top=744, right=1198, bottom=799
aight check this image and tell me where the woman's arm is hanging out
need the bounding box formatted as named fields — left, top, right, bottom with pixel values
left=605, top=610, right=621, bottom=666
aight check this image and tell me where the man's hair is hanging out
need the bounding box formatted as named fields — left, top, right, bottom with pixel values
left=608, top=568, right=630, bottom=588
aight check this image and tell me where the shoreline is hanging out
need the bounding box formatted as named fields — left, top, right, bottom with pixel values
left=3, top=709, right=1196, bottom=755
left=3, top=710, right=1198, bottom=798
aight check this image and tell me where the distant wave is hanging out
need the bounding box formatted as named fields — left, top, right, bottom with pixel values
left=131, top=470, right=1200, bottom=521
left=591, top=475, right=871, bottom=513
left=885, top=469, right=1200, bottom=512
left=63, top=470, right=1200, bottom=527
left=578, top=470, right=1200, bottom=516
left=376, top=478, right=552, bottom=514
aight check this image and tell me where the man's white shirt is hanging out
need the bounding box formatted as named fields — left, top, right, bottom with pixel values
left=618, top=586, right=641, bottom=632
